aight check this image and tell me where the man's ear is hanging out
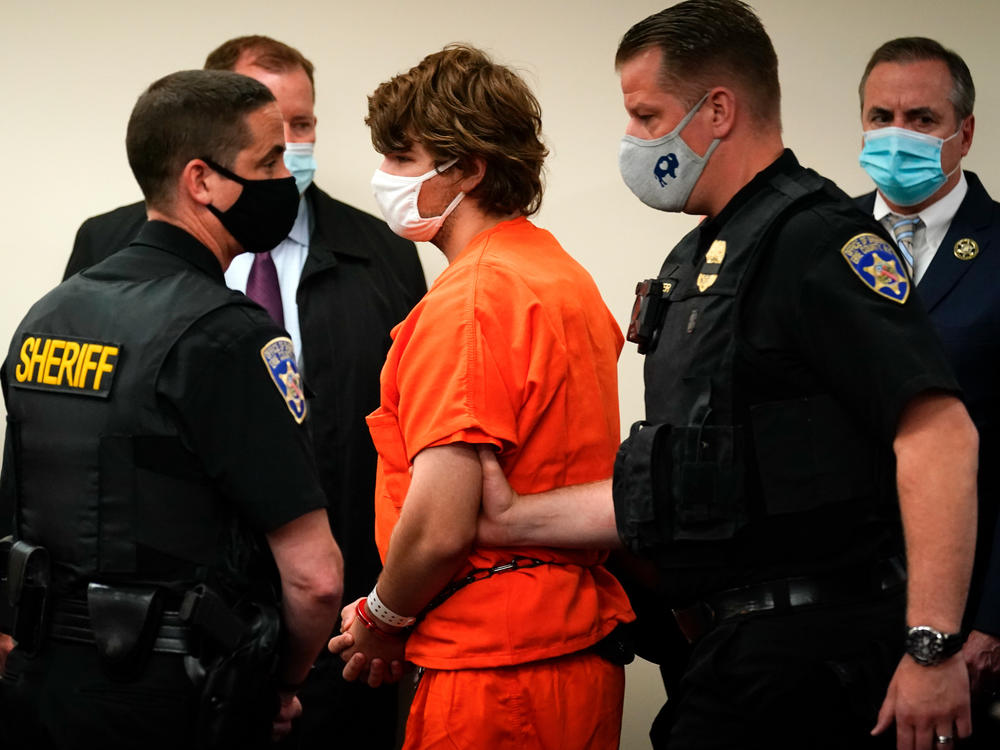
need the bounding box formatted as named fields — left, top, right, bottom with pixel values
left=457, top=155, right=487, bottom=194
left=706, top=86, right=737, bottom=139
left=180, top=159, right=216, bottom=207
left=959, top=114, right=975, bottom=157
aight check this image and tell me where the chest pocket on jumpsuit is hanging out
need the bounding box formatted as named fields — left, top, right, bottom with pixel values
left=366, top=410, right=411, bottom=516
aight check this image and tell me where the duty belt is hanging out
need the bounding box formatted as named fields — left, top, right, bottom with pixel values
left=49, top=597, right=194, bottom=655
left=671, top=556, right=907, bottom=644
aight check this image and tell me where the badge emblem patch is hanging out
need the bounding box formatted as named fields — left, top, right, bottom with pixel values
left=953, top=238, right=979, bottom=261
left=840, top=233, right=909, bottom=304
left=261, top=337, right=306, bottom=423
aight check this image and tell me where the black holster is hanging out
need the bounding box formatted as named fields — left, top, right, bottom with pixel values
left=180, top=584, right=281, bottom=749
left=86, top=582, right=164, bottom=680
left=0, top=536, right=51, bottom=654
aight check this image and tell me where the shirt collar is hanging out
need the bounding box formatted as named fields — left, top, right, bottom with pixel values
left=287, top=196, right=311, bottom=248
left=699, top=149, right=799, bottom=250
left=872, top=171, right=968, bottom=259
left=131, top=220, right=225, bottom=281
left=872, top=171, right=967, bottom=228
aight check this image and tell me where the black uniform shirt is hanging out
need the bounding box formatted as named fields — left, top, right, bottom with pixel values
left=0, top=221, right=327, bottom=594
left=141, top=222, right=329, bottom=534
left=732, top=151, right=959, bottom=441
left=662, top=151, right=960, bottom=597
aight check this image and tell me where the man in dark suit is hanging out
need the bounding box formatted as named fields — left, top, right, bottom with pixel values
left=858, top=37, right=1000, bottom=743
left=63, top=36, right=426, bottom=749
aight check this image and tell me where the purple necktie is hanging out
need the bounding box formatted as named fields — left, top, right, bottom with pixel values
left=246, top=252, right=284, bottom=327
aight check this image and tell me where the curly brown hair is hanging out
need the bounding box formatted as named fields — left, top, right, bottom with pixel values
left=366, top=44, right=548, bottom=217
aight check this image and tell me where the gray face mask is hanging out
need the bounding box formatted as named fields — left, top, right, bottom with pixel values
left=618, top=93, right=720, bottom=212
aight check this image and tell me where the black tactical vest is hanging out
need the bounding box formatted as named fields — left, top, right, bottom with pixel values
left=4, top=245, right=261, bottom=599
left=614, top=169, right=882, bottom=559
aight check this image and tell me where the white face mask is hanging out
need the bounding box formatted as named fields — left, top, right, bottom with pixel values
left=371, top=158, right=465, bottom=242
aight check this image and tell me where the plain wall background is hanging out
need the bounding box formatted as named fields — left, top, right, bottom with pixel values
left=2, top=1, right=998, bottom=747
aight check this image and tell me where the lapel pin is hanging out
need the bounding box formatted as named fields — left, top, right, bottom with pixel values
left=953, top=238, right=979, bottom=261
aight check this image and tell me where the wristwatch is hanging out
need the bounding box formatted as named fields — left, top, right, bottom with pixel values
left=904, top=625, right=964, bottom=666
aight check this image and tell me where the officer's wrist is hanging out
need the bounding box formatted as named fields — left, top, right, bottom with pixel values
left=904, top=625, right=964, bottom=666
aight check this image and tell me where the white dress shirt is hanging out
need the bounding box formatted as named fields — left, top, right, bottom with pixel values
left=872, top=172, right=968, bottom=285
left=225, top=197, right=311, bottom=365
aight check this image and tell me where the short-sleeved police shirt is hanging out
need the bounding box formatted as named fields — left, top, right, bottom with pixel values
left=145, top=223, right=328, bottom=533
left=655, top=151, right=959, bottom=596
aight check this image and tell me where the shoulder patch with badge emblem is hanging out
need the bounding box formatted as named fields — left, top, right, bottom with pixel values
left=839, top=233, right=909, bottom=304
left=260, top=337, right=306, bottom=424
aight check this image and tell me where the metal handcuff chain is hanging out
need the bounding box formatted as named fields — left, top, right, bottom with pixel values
left=418, top=556, right=569, bottom=623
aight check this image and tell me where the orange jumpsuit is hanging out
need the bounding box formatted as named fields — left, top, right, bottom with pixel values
left=367, top=217, right=634, bottom=749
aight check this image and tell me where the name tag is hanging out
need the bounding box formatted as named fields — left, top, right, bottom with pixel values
left=12, top=333, right=121, bottom=398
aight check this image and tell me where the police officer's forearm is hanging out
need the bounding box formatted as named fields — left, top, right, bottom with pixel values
left=478, top=447, right=620, bottom=548
left=893, top=392, right=978, bottom=632
left=375, top=444, right=482, bottom=618
left=501, top=482, right=619, bottom=548
left=267, top=509, right=344, bottom=685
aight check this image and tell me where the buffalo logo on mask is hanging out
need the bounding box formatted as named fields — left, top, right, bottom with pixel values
left=618, top=93, right=719, bottom=213
left=654, top=154, right=679, bottom=186
left=260, top=336, right=307, bottom=423
left=840, top=233, right=909, bottom=304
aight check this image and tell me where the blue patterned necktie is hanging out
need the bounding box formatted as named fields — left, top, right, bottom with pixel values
left=889, top=214, right=921, bottom=275
left=246, top=251, right=284, bottom=327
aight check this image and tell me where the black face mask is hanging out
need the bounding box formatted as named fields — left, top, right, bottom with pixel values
left=202, top=157, right=300, bottom=254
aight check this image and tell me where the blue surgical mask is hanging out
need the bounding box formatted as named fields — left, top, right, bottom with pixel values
left=859, top=126, right=962, bottom=207
left=284, top=141, right=317, bottom=194
left=618, top=93, right=720, bottom=213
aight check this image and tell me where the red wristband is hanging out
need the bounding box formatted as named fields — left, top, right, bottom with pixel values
left=356, top=598, right=398, bottom=640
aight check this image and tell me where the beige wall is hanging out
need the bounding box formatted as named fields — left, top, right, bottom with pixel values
left=2, top=1, right=998, bottom=747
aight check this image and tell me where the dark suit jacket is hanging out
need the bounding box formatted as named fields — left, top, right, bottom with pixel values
left=65, top=185, right=427, bottom=605
left=857, top=171, right=1000, bottom=635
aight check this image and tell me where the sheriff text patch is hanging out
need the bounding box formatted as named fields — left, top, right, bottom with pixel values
left=12, top=333, right=120, bottom=398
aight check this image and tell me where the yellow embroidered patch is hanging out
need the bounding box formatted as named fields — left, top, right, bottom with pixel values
left=12, top=333, right=120, bottom=398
